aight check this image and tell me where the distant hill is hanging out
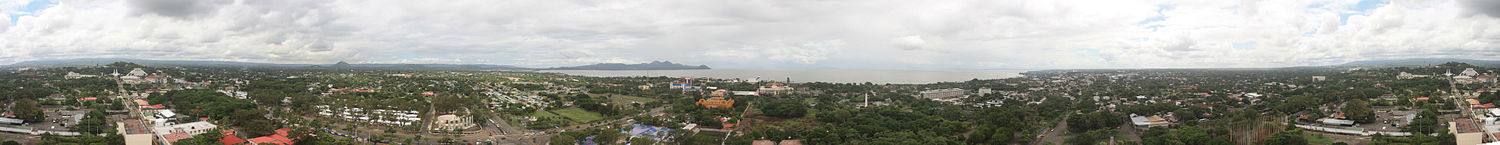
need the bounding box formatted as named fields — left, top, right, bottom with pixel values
left=3, top=58, right=533, bottom=71
left=1336, top=58, right=1500, bottom=68
left=547, top=61, right=710, bottom=70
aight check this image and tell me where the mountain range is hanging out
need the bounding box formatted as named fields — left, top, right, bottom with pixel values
left=1, top=58, right=710, bottom=71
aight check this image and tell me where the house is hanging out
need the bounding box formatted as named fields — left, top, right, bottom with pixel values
left=1312, top=76, right=1327, bottom=81
left=247, top=128, right=300, bottom=145
left=219, top=131, right=246, bottom=145
left=1479, top=76, right=1497, bottom=84
left=696, top=97, right=734, bottom=108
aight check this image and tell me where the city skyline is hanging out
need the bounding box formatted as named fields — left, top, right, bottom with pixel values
left=3, top=0, right=1500, bottom=70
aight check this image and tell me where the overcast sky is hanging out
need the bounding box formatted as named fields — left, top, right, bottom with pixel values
left=2, top=0, right=1499, bottom=70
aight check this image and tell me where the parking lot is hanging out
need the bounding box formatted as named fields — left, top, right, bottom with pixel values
left=1360, top=108, right=1420, bottom=132
left=26, top=106, right=89, bottom=132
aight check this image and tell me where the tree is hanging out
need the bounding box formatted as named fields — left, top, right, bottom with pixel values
left=758, top=99, right=808, bottom=118
left=71, top=110, right=111, bottom=134
left=1342, top=100, right=1375, bottom=123
left=229, top=109, right=276, bottom=137
left=12, top=98, right=43, bottom=122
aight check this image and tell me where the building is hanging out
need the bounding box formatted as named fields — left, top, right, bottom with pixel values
left=247, top=128, right=299, bottom=145
left=1398, top=72, right=1430, bottom=79
left=1479, top=75, right=1497, bottom=84
left=977, top=88, right=993, bottom=96
left=709, top=90, right=729, bottom=97
left=1456, top=76, right=1477, bottom=84
left=696, top=97, right=735, bottom=108
left=1462, top=68, right=1480, bottom=77
left=65, top=72, right=97, bottom=79
left=1312, top=76, right=1327, bottom=81
left=1130, top=114, right=1170, bottom=130
left=153, top=121, right=218, bottom=145
left=756, top=83, right=794, bottom=95
left=128, top=68, right=149, bottom=77
left=146, top=76, right=169, bottom=84
left=1318, top=118, right=1355, bottom=126
left=431, top=114, right=476, bottom=131
left=1453, top=119, right=1483, bottom=145
left=0, top=117, right=22, bottom=125
left=919, top=88, right=965, bottom=99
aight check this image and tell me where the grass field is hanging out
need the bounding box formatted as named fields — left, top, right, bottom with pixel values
left=530, top=110, right=559, bottom=118
left=594, top=93, right=659, bottom=105
left=689, top=131, right=728, bottom=143
left=1305, top=134, right=1333, bottom=145
left=551, top=108, right=605, bottom=122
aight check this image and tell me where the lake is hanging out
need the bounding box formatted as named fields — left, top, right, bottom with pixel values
left=540, top=69, right=1029, bottom=84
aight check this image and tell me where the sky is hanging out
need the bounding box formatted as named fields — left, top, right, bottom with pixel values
left=1, top=0, right=1499, bottom=70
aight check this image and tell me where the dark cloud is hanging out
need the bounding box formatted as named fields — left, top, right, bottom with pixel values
left=1462, top=0, right=1500, bottom=18
left=127, top=0, right=232, bottom=19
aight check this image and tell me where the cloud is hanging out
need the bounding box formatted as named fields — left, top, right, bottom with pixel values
left=893, top=35, right=927, bottom=51
left=0, top=0, right=1498, bottom=70
left=1462, top=0, right=1500, bottom=18
left=126, top=0, right=232, bottom=19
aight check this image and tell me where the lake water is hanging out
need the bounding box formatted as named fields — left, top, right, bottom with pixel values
left=540, top=69, right=1029, bottom=84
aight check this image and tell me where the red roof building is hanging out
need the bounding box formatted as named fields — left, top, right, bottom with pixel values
left=160, top=133, right=194, bottom=144
left=247, top=128, right=299, bottom=145
left=696, top=97, right=734, bottom=108
left=220, top=130, right=246, bottom=145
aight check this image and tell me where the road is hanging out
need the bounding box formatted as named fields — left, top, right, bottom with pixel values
left=1034, top=114, right=1071, bottom=145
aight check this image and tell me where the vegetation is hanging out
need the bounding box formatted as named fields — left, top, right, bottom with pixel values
left=12, top=98, right=44, bottom=122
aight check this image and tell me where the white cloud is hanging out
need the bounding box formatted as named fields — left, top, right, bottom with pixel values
left=0, top=0, right=1497, bottom=69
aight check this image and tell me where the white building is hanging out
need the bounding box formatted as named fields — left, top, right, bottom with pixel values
left=919, top=88, right=965, bottom=99
left=153, top=121, right=218, bottom=145
left=65, top=72, right=97, bottom=79
left=127, top=68, right=149, bottom=77
left=1312, top=76, right=1327, bottom=81
left=1462, top=68, right=1480, bottom=77
left=431, top=114, right=476, bottom=131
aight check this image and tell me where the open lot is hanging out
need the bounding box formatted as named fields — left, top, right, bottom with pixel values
left=593, top=94, right=658, bottom=106
left=551, top=108, right=604, bottom=123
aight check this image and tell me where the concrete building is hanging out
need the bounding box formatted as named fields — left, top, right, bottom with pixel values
left=432, top=114, right=476, bottom=131
left=65, top=72, right=97, bottom=79
left=128, top=68, right=149, bottom=77
left=756, top=83, right=794, bottom=95
left=153, top=121, right=218, bottom=145
left=697, top=97, right=735, bottom=108
left=1453, top=120, right=1483, bottom=145
left=1130, top=114, right=1170, bottom=131
left=919, top=88, right=965, bottom=99
left=1312, top=76, right=1327, bottom=81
